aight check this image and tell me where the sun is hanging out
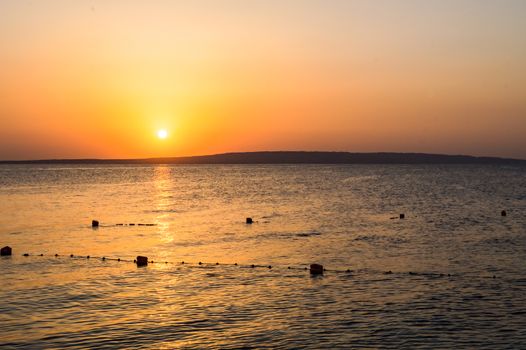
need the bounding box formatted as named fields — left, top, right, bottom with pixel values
left=157, top=129, right=168, bottom=139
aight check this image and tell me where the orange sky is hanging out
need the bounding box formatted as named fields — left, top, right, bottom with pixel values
left=1, top=0, right=525, bottom=160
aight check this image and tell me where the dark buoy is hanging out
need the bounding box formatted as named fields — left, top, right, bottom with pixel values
left=92, top=220, right=99, bottom=228
left=399, top=213, right=405, bottom=219
left=70, top=254, right=74, bottom=258
left=501, top=210, right=507, bottom=217
left=23, top=253, right=29, bottom=257
left=246, top=217, right=253, bottom=224
left=310, top=263, right=324, bottom=275
left=1, top=246, right=12, bottom=256
left=136, top=256, right=148, bottom=267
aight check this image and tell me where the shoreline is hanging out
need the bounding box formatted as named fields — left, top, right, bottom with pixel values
left=1, top=151, right=525, bottom=165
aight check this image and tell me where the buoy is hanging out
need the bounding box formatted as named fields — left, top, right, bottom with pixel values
left=399, top=213, right=405, bottom=219
left=87, top=255, right=90, bottom=259
left=251, top=264, right=255, bottom=268
left=199, top=262, right=202, bottom=265
left=23, top=253, right=29, bottom=257
left=1, top=246, right=12, bottom=256
left=246, top=217, right=253, bottom=224
left=310, top=263, right=324, bottom=275
left=136, top=256, right=148, bottom=267
left=92, top=220, right=99, bottom=228
left=70, top=254, right=73, bottom=258
left=346, top=269, right=351, bottom=273
left=385, top=270, right=393, bottom=275
left=55, top=254, right=58, bottom=257
left=501, top=210, right=507, bottom=217
left=118, top=258, right=121, bottom=262
left=268, top=265, right=272, bottom=269
left=102, top=257, right=106, bottom=261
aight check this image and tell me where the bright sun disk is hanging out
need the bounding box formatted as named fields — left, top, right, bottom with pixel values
left=157, top=129, right=168, bottom=139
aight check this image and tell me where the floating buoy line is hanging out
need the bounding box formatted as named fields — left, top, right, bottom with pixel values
left=5, top=210, right=512, bottom=280
left=5, top=250, right=502, bottom=280
left=91, top=220, right=157, bottom=228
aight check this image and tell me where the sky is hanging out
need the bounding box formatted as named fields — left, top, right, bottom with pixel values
left=0, top=0, right=525, bottom=160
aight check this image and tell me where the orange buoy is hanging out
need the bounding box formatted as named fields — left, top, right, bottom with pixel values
left=310, top=263, right=324, bottom=275
left=136, top=256, right=148, bottom=267
left=0, top=246, right=12, bottom=256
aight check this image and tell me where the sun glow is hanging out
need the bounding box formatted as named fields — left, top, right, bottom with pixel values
left=157, top=129, right=168, bottom=139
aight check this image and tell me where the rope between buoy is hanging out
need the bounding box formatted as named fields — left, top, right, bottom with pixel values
left=15, top=252, right=503, bottom=280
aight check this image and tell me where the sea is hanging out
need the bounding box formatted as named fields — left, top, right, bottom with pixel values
left=1, top=164, right=525, bottom=349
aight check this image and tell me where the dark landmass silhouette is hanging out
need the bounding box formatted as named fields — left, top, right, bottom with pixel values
left=1, top=151, right=525, bottom=164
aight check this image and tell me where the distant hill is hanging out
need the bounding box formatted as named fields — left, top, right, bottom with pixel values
left=1, top=151, right=525, bottom=164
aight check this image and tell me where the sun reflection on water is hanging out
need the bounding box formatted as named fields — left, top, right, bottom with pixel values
left=153, top=166, right=175, bottom=249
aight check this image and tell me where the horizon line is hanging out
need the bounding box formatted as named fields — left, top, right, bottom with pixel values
left=1, top=150, right=525, bottom=164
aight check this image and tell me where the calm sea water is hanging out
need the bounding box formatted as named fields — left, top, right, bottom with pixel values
left=1, top=164, right=525, bottom=349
